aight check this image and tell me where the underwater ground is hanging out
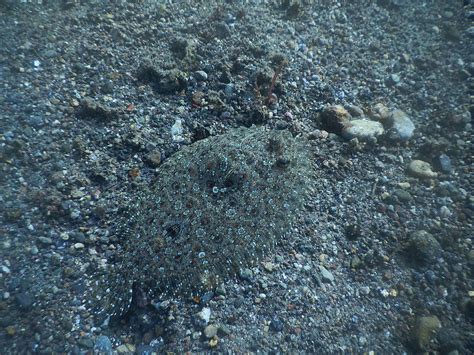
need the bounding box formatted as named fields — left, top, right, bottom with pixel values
left=0, top=0, right=472, bottom=353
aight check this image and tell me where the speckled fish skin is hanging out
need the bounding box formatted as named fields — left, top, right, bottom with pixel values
left=85, top=126, right=314, bottom=321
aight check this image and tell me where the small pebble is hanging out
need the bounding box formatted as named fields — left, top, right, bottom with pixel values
left=73, top=243, right=85, bottom=250
left=6, top=325, right=16, bottom=336
left=209, top=337, right=218, bottom=347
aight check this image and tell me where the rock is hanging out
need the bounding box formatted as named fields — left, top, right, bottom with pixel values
left=413, top=316, right=441, bottom=351
left=94, top=336, right=113, bottom=354
left=350, top=256, right=362, bottom=269
left=342, top=119, right=384, bottom=141
left=320, top=105, right=351, bottom=134
left=194, top=70, right=208, bottom=81
left=407, top=160, right=438, bottom=179
left=239, top=268, right=253, bottom=281
left=439, top=206, right=452, bottom=218
left=386, top=109, right=415, bottom=141
left=204, top=324, right=218, bottom=339
left=145, top=150, right=162, bottom=167
left=318, top=265, right=334, bottom=283
left=71, top=232, right=86, bottom=243
left=407, top=230, right=442, bottom=265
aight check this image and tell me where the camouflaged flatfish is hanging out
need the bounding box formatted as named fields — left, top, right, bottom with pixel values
left=84, top=126, right=314, bottom=322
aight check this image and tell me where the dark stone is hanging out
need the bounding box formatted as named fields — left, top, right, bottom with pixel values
left=394, top=189, right=412, bottom=203
left=145, top=150, right=162, bottom=167
left=77, top=337, right=94, bottom=349
left=136, top=66, right=188, bottom=94
left=72, top=232, right=86, bottom=243
left=406, top=230, right=442, bottom=266
left=270, top=315, right=284, bottom=332
left=200, top=291, right=214, bottom=305
left=319, top=105, right=351, bottom=135
left=345, top=223, right=362, bottom=240
left=76, top=98, right=118, bottom=122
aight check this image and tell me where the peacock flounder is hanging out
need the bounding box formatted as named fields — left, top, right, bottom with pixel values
left=84, top=126, right=314, bottom=321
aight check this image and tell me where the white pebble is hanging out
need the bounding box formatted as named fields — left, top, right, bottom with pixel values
left=199, top=307, right=211, bottom=324
left=73, top=243, right=85, bottom=249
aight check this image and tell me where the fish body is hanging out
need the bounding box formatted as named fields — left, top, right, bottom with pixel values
left=85, top=126, right=313, bottom=320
